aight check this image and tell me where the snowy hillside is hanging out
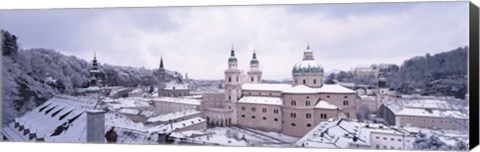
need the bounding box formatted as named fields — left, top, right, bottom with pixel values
left=1, top=30, right=182, bottom=125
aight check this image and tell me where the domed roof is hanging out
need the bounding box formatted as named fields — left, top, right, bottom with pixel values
left=292, top=60, right=324, bottom=74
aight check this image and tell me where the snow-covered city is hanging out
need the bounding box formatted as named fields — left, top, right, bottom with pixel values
left=0, top=1, right=472, bottom=151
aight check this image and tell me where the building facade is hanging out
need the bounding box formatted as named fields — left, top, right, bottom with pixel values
left=216, top=45, right=358, bottom=137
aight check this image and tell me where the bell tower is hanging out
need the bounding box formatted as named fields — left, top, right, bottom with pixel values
left=247, top=50, right=262, bottom=83
left=158, top=57, right=166, bottom=97
left=224, top=45, right=242, bottom=102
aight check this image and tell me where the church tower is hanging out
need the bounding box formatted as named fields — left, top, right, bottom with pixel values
left=376, top=73, right=390, bottom=110
left=247, top=50, right=262, bottom=83
left=224, top=45, right=242, bottom=102
left=158, top=57, right=166, bottom=97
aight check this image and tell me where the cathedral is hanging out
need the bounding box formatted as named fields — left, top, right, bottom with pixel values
left=220, top=45, right=358, bottom=137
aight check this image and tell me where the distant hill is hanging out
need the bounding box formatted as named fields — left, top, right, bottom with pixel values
left=1, top=30, right=181, bottom=124
left=388, top=46, right=468, bottom=98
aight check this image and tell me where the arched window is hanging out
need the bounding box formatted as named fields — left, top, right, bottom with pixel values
left=303, top=79, right=306, bottom=84
left=291, top=123, right=296, bottom=127
left=252, top=116, right=256, bottom=119
left=262, top=117, right=267, bottom=120
left=313, top=79, right=317, bottom=84
left=274, top=118, right=278, bottom=121
left=306, top=123, right=312, bottom=127
left=251, top=77, right=254, bottom=82
left=228, top=77, right=232, bottom=82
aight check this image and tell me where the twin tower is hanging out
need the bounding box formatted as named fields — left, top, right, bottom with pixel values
left=224, top=46, right=262, bottom=102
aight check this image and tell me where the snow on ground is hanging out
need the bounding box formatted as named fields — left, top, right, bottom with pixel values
left=170, top=127, right=298, bottom=147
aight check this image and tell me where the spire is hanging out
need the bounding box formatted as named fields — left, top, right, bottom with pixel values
left=306, top=43, right=310, bottom=50
left=159, top=56, right=164, bottom=69
left=252, top=49, right=257, bottom=59
left=230, top=44, right=235, bottom=57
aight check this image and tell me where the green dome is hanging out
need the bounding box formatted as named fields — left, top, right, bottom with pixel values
left=228, top=57, right=237, bottom=62
left=292, top=60, right=324, bottom=74
left=250, top=59, right=259, bottom=64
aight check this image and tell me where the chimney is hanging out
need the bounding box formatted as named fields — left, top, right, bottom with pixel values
left=86, top=109, right=106, bottom=143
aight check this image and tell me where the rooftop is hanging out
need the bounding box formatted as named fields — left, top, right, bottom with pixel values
left=314, top=100, right=339, bottom=110
left=147, top=109, right=201, bottom=123
left=242, top=83, right=291, bottom=92
left=237, top=96, right=283, bottom=106
left=151, top=97, right=201, bottom=106
left=147, top=117, right=205, bottom=134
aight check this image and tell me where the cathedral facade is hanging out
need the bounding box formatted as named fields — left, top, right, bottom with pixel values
left=222, top=45, right=358, bottom=137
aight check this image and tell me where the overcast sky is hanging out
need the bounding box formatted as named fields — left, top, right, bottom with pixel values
left=0, top=2, right=469, bottom=80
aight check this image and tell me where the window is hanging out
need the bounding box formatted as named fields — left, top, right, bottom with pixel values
left=398, top=139, right=402, bottom=142
left=241, top=106, right=245, bottom=111
left=290, top=113, right=296, bottom=118
left=327, top=95, right=330, bottom=98
left=274, top=118, right=278, bottom=121
left=320, top=113, right=327, bottom=119
left=344, top=96, right=348, bottom=98
left=262, top=117, right=267, bottom=120
left=306, top=123, right=312, bottom=127
left=391, top=138, right=394, bottom=141
left=376, top=145, right=380, bottom=149
left=306, top=113, right=312, bottom=119
left=252, top=116, right=256, bottom=119
left=291, top=123, right=296, bottom=127
left=343, top=100, right=349, bottom=106
left=303, top=79, right=306, bottom=84
left=383, top=145, right=387, bottom=149
left=262, top=108, right=267, bottom=113
left=228, top=96, right=231, bottom=100
left=251, top=107, right=256, bottom=112
left=383, top=137, right=387, bottom=140
left=390, top=146, right=394, bottom=149
left=273, top=109, right=279, bottom=114
left=313, top=79, right=317, bottom=84
left=305, top=100, right=311, bottom=106
left=291, top=100, right=296, bottom=106
left=406, top=140, right=410, bottom=142
left=269, top=93, right=272, bottom=96
left=241, top=115, right=245, bottom=118
left=236, top=77, right=239, bottom=82
left=228, top=77, right=232, bottom=82
left=251, top=77, right=254, bottom=82
left=376, top=136, right=380, bottom=139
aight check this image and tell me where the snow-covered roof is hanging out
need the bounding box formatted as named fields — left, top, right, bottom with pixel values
left=384, top=100, right=468, bottom=119
left=107, top=97, right=152, bottom=109
left=358, top=95, right=376, bottom=101
left=317, top=84, right=356, bottom=94
left=165, top=79, right=189, bottom=90
left=2, top=95, right=155, bottom=143
left=282, top=85, right=320, bottom=94
left=151, top=97, right=201, bottom=106
left=237, top=96, right=283, bottom=106
left=296, top=119, right=411, bottom=149
left=314, top=100, right=339, bottom=110
left=119, top=109, right=140, bottom=115
left=147, top=117, right=205, bottom=134
left=242, top=83, right=291, bottom=92
left=147, top=109, right=201, bottom=123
